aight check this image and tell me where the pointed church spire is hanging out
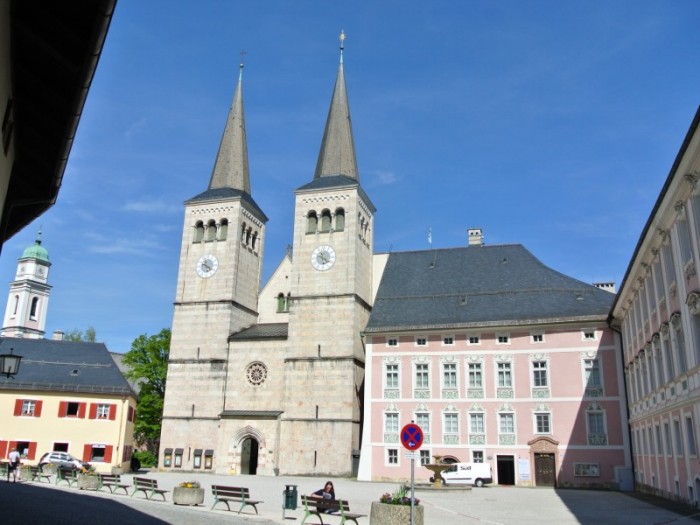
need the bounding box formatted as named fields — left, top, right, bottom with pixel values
left=313, top=31, right=359, bottom=181
left=208, top=60, right=251, bottom=193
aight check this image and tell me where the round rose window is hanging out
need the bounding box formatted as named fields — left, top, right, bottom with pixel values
left=246, top=362, right=268, bottom=386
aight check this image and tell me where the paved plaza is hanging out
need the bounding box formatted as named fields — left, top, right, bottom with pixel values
left=0, top=470, right=696, bottom=525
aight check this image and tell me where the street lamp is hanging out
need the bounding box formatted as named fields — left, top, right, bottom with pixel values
left=0, top=347, right=22, bottom=378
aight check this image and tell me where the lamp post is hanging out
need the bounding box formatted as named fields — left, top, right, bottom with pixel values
left=0, top=347, right=22, bottom=378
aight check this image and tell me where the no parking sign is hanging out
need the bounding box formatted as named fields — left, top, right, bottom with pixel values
left=400, top=423, right=423, bottom=451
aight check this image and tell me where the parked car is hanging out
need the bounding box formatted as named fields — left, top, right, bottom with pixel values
left=39, top=452, right=91, bottom=471
left=441, top=462, right=493, bottom=487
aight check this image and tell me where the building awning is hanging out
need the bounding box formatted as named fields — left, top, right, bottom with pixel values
left=174, top=448, right=183, bottom=454
left=193, top=449, right=203, bottom=456
left=204, top=449, right=214, bottom=456
left=163, top=448, right=173, bottom=454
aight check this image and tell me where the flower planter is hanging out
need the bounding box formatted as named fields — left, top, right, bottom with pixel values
left=370, top=501, right=424, bottom=525
left=77, top=473, right=101, bottom=490
left=173, top=486, right=205, bottom=506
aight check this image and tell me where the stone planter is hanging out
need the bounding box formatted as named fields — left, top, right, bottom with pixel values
left=173, top=486, right=205, bottom=506
left=77, top=473, right=101, bottom=490
left=370, top=501, right=424, bottom=525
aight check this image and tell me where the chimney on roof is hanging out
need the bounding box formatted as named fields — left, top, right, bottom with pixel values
left=593, top=282, right=616, bottom=294
left=467, top=228, right=483, bottom=246
left=52, top=330, right=64, bottom=341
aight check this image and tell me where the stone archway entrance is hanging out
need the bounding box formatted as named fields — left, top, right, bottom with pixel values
left=528, top=436, right=559, bottom=487
left=240, top=437, right=259, bottom=475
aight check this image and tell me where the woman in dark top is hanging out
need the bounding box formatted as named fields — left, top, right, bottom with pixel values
left=312, top=481, right=336, bottom=513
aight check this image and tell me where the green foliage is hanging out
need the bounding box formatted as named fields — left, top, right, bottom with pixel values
left=133, top=450, right=157, bottom=467
left=64, top=326, right=97, bottom=342
left=122, top=328, right=171, bottom=454
left=379, top=485, right=420, bottom=506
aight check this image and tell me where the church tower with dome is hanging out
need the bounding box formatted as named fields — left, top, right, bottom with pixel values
left=1, top=230, right=52, bottom=339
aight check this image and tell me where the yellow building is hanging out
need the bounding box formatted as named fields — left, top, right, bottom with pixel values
left=0, top=337, right=137, bottom=473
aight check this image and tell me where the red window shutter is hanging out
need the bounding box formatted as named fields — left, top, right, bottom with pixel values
left=8, top=441, right=17, bottom=454
left=0, top=441, right=7, bottom=458
left=109, top=404, right=117, bottom=421
left=88, top=403, right=97, bottom=419
left=104, top=445, right=113, bottom=463
left=58, top=401, right=67, bottom=417
left=78, top=403, right=87, bottom=419
left=83, top=444, right=92, bottom=462
left=27, top=442, right=37, bottom=460
left=34, top=400, right=42, bottom=417
left=14, top=399, right=22, bottom=416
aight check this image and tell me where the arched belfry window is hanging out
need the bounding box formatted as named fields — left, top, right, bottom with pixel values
left=246, top=228, right=252, bottom=246
left=320, top=209, right=332, bottom=232
left=194, top=221, right=204, bottom=243
left=29, top=297, right=39, bottom=320
left=206, top=220, right=217, bottom=242
left=307, top=212, right=318, bottom=234
left=252, top=232, right=258, bottom=250
left=335, top=208, right=345, bottom=231
left=219, top=219, right=228, bottom=241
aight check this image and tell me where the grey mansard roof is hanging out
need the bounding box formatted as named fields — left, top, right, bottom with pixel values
left=0, top=337, right=135, bottom=396
left=365, top=244, right=614, bottom=333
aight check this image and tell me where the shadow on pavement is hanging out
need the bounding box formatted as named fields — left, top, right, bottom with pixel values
left=0, top=481, right=170, bottom=525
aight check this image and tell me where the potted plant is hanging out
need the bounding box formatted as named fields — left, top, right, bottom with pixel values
left=77, top=468, right=100, bottom=490
left=173, top=481, right=204, bottom=506
left=370, top=485, right=424, bottom=525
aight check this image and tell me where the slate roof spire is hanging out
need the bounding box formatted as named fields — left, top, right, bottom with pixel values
left=208, top=61, right=250, bottom=193
left=313, top=30, right=359, bottom=181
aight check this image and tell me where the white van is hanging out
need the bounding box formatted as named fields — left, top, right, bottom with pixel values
left=441, top=462, right=493, bottom=487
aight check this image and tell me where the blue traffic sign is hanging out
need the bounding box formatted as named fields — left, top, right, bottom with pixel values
left=401, top=423, right=424, bottom=451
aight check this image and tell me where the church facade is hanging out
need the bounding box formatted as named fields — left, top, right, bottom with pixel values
left=160, top=42, right=373, bottom=476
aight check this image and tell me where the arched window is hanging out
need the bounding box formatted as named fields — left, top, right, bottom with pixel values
left=307, top=212, right=317, bottom=234
left=335, top=208, right=345, bottom=231
left=320, top=209, right=332, bottom=232
left=194, top=221, right=204, bottom=243
left=29, top=297, right=39, bottom=320
left=251, top=232, right=258, bottom=250
left=206, top=220, right=217, bottom=242
left=246, top=228, right=252, bottom=246
left=277, top=293, right=286, bottom=313
left=219, top=219, right=228, bottom=240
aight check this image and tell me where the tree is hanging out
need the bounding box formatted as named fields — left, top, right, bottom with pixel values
left=64, top=326, right=97, bottom=342
left=122, top=328, right=170, bottom=456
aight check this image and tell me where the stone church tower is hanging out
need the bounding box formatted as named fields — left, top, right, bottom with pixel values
left=160, top=37, right=372, bottom=477
left=160, top=63, right=268, bottom=457
left=1, top=230, right=51, bottom=338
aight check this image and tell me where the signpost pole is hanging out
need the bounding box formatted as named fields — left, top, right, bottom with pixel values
left=410, top=456, right=415, bottom=525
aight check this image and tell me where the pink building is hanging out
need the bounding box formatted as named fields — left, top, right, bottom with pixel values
left=358, top=238, right=632, bottom=488
left=611, top=107, right=700, bottom=504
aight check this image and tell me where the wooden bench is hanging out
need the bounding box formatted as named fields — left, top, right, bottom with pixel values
left=211, top=485, right=263, bottom=514
left=301, top=495, right=366, bottom=525
left=55, top=468, right=79, bottom=487
left=99, top=473, right=131, bottom=495
left=29, top=466, right=52, bottom=483
left=131, top=476, right=169, bottom=501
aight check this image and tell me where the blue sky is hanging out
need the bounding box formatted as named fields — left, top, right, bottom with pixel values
left=2, top=1, right=699, bottom=352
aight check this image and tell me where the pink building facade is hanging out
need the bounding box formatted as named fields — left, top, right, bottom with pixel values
left=611, top=108, right=700, bottom=504
left=358, top=243, right=632, bottom=488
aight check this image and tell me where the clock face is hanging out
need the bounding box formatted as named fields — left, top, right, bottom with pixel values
left=196, top=254, right=219, bottom=278
left=311, top=245, right=336, bottom=271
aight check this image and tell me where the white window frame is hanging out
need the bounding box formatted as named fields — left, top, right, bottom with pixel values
left=386, top=448, right=399, bottom=466
left=385, top=412, right=399, bottom=433
left=531, top=332, right=544, bottom=343
left=472, top=450, right=484, bottom=463
left=468, top=362, right=483, bottom=388
left=534, top=412, right=551, bottom=434
left=444, top=412, right=459, bottom=436
left=415, top=336, right=427, bottom=347
left=469, top=412, right=485, bottom=434
left=497, top=361, right=513, bottom=388
left=21, top=400, right=36, bottom=416
left=96, top=403, right=110, bottom=420
left=496, top=333, right=510, bottom=345
left=686, top=416, right=698, bottom=456
left=467, top=335, right=481, bottom=346
left=532, top=360, right=548, bottom=388
left=386, top=337, right=398, bottom=347
left=582, top=329, right=597, bottom=341
left=442, top=362, right=457, bottom=389
left=499, top=412, right=515, bottom=434
left=385, top=363, right=399, bottom=389
left=415, top=363, right=430, bottom=390
left=415, top=412, right=430, bottom=433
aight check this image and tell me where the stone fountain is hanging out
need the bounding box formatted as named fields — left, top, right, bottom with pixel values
left=422, top=455, right=452, bottom=487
